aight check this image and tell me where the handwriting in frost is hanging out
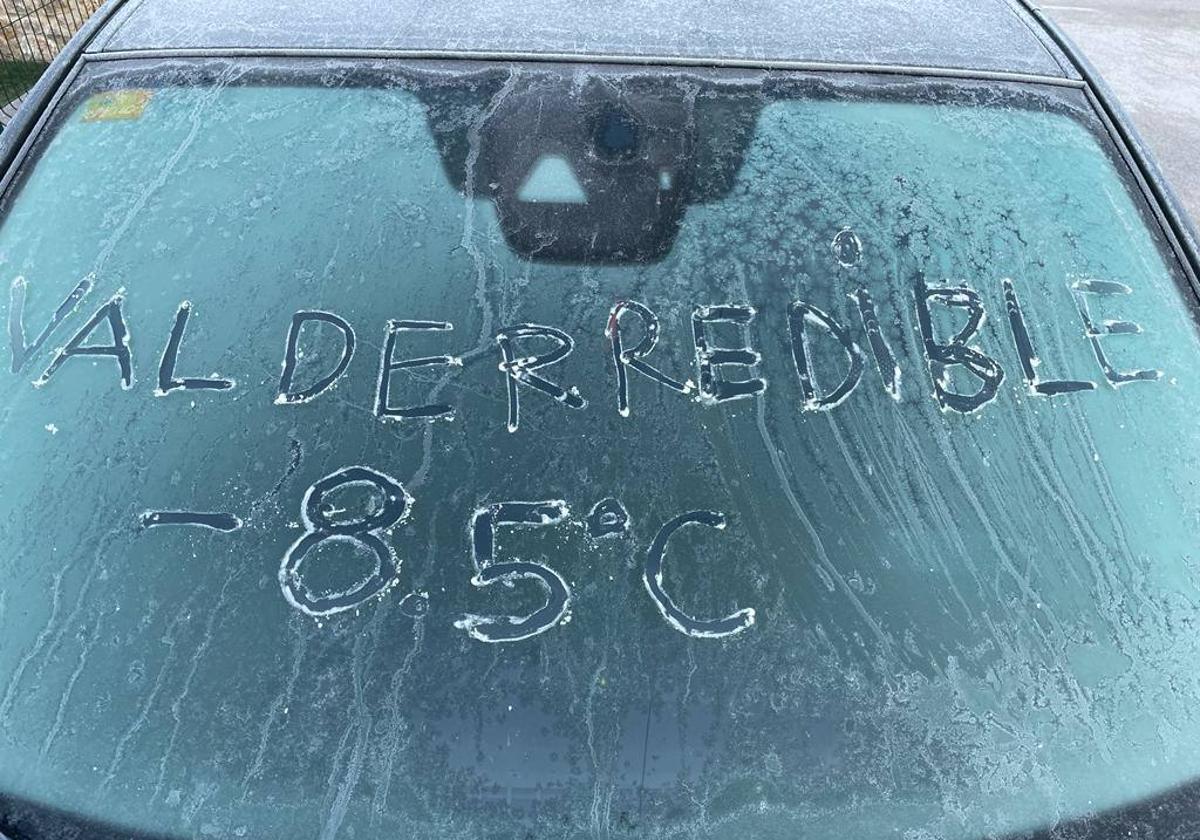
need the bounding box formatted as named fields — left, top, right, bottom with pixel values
left=9, top=271, right=1163, bottom=423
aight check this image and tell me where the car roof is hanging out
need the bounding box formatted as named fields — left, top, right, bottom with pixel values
left=89, top=0, right=1081, bottom=81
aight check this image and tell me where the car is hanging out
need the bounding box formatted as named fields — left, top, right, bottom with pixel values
left=0, top=0, right=1198, bottom=838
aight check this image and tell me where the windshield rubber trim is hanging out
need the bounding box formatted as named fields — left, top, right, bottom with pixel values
left=79, top=46, right=1088, bottom=89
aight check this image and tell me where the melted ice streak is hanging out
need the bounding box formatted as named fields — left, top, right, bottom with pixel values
left=724, top=267, right=898, bottom=658
left=97, top=590, right=204, bottom=794
left=151, top=570, right=237, bottom=801
left=39, top=608, right=105, bottom=758
left=241, top=615, right=308, bottom=800
left=90, top=66, right=246, bottom=279
left=410, top=69, right=520, bottom=490
left=370, top=618, right=425, bottom=823
left=318, top=621, right=374, bottom=840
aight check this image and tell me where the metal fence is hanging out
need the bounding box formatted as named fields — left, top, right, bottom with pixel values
left=1, top=0, right=101, bottom=120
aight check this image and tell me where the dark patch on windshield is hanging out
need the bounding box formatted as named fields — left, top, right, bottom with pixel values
left=586, top=497, right=630, bottom=539
left=140, top=510, right=242, bottom=532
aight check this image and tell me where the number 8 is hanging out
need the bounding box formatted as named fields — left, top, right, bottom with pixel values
left=279, top=466, right=412, bottom=618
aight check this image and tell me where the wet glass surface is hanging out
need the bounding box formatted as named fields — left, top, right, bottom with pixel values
left=1, top=58, right=1199, bottom=840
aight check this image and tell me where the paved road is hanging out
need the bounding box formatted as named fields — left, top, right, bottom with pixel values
left=1045, top=0, right=1200, bottom=229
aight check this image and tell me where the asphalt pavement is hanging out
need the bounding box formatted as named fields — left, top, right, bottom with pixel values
left=1045, top=0, right=1200, bottom=228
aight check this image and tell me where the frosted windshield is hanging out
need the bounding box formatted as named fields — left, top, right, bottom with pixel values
left=0, top=58, right=1197, bottom=840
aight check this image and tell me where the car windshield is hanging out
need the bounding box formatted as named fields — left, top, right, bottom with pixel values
left=1, top=57, right=1199, bottom=840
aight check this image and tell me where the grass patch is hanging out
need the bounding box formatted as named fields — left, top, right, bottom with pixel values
left=0, top=59, right=49, bottom=103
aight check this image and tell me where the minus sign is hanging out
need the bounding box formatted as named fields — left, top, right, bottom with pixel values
left=140, top=511, right=243, bottom=532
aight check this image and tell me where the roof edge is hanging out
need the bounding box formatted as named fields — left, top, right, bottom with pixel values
left=79, top=46, right=1087, bottom=90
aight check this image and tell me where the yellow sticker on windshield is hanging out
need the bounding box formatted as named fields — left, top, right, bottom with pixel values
left=82, top=89, right=152, bottom=123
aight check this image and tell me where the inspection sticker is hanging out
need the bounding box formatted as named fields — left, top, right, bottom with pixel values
left=82, top=89, right=152, bottom=123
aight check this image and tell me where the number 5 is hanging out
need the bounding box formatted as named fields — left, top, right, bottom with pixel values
left=455, top=501, right=573, bottom=643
